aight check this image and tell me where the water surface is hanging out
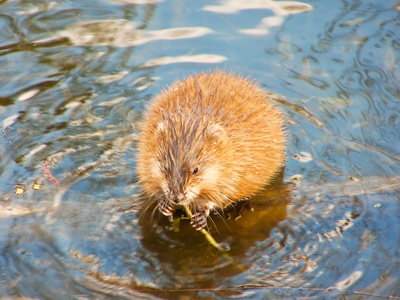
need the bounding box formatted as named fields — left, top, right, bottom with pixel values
left=1, top=0, right=400, bottom=299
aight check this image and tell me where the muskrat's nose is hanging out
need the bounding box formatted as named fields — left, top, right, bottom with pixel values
left=173, top=193, right=185, bottom=203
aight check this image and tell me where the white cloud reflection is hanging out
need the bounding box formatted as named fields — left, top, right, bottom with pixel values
left=36, top=20, right=214, bottom=47
left=109, top=0, right=163, bottom=4
left=203, top=0, right=313, bottom=35
left=142, top=54, right=227, bottom=67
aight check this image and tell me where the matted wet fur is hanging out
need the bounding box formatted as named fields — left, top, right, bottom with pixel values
left=137, top=71, right=286, bottom=230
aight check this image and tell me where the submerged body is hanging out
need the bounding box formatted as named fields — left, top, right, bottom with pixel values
left=137, top=71, right=286, bottom=230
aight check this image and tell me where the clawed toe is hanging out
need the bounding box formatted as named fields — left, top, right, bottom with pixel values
left=158, top=198, right=175, bottom=216
left=227, top=197, right=253, bottom=220
left=190, top=211, right=208, bottom=230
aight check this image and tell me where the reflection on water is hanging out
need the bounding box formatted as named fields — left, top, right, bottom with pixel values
left=1, top=0, right=400, bottom=299
left=36, top=20, right=215, bottom=47
left=203, top=0, right=313, bottom=35
left=141, top=54, right=227, bottom=67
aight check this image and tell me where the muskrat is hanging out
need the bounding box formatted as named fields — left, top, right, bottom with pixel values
left=137, top=71, right=286, bottom=230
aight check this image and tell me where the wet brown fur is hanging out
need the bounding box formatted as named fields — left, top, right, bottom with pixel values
left=137, top=71, right=286, bottom=219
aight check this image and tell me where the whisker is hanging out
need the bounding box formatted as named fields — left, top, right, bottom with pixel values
left=137, top=196, right=159, bottom=225
left=207, top=213, right=220, bottom=235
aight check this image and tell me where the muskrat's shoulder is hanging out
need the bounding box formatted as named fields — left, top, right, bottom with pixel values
left=146, top=71, right=284, bottom=121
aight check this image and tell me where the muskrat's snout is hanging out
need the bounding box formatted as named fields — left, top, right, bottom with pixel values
left=158, top=190, right=187, bottom=217
left=172, top=192, right=185, bottom=204
left=167, top=189, right=185, bottom=204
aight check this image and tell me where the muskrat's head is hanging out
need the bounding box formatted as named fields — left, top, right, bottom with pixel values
left=139, top=111, right=232, bottom=211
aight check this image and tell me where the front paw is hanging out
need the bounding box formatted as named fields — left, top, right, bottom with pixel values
left=190, top=211, right=208, bottom=230
left=158, top=198, right=175, bottom=216
left=233, top=197, right=254, bottom=220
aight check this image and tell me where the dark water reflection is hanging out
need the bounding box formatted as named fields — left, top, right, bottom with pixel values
left=1, top=0, right=400, bottom=299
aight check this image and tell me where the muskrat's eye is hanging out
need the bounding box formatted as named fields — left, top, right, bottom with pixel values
left=192, top=167, right=199, bottom=174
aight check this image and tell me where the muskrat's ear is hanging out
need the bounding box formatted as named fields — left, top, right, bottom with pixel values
left=206, top=123, right=227, bottom=140
left=156, top=121, right=166, bottom=137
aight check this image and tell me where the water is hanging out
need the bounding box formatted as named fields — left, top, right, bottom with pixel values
left=1, top=0, right=400, bottom=299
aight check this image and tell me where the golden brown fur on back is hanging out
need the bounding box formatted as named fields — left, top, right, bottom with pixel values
left=137, top=71, right=286, bottom=228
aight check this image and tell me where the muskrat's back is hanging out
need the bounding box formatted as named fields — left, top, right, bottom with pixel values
left=137, top=71, right=286, bottom=230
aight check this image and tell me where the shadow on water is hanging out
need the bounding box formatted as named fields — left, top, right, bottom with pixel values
left=139, top=169, right=289, bottom=254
